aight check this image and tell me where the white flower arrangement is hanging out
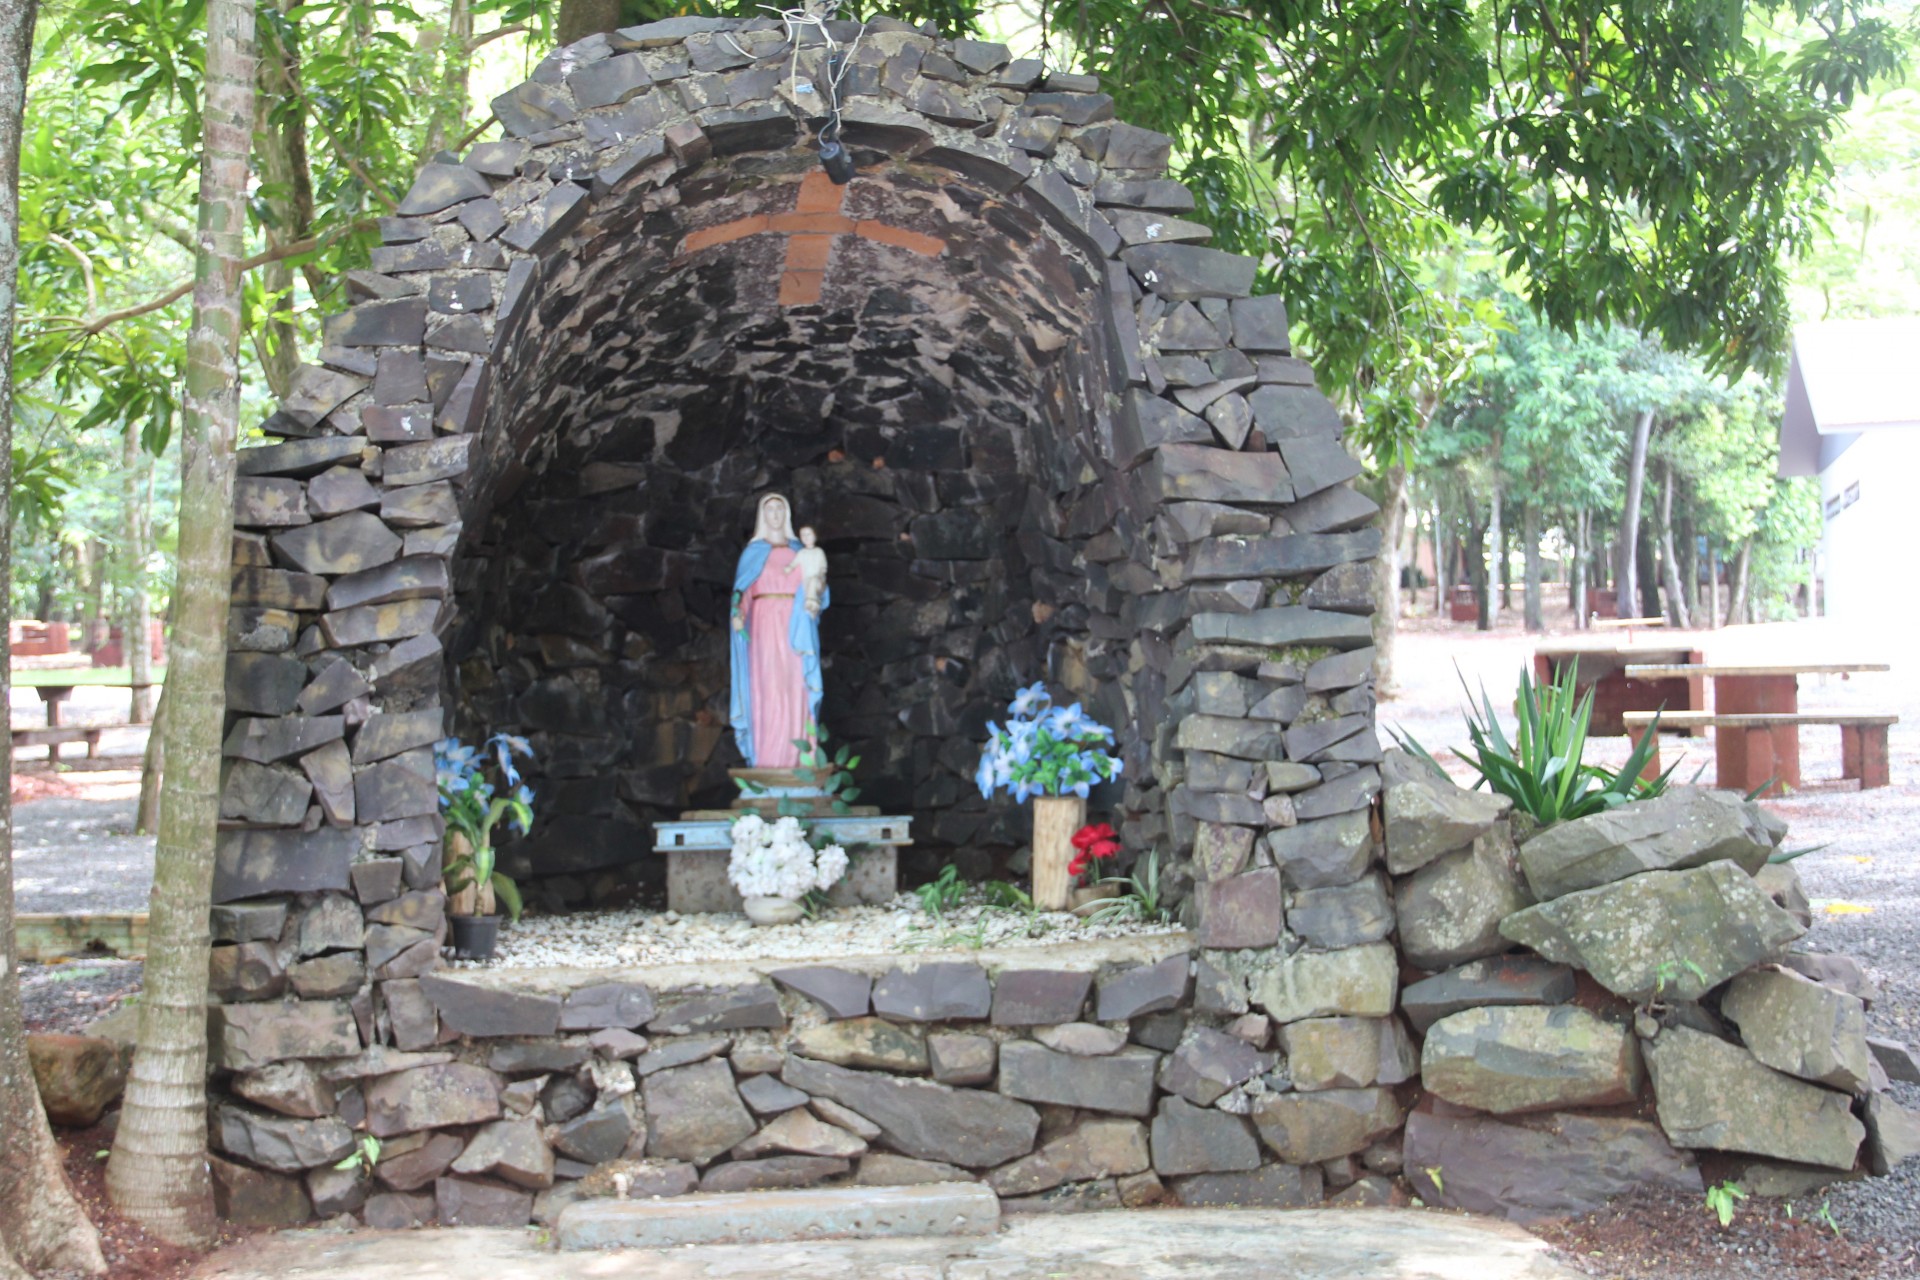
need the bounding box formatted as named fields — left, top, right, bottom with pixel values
left=727, top=813, right=850, bottom=901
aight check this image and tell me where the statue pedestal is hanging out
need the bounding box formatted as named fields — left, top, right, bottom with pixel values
left=652, top=770, right=910, bottom=913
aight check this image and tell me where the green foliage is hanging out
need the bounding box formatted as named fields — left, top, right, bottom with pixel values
left=1043, top=0, right=1909, bottom=448
left=1706, top=1180, right=1748, bottom=1227
left=1085, top=848, right=1170, bottom=925
left=1398, top=662, right=1671, bottom=825
left=916, top=864, right=965, bottom=916
left=333, top=1134, right=382, bottom=1173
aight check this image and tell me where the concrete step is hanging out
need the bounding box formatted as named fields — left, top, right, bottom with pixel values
left=555, top=1181, right=999, bottom=1251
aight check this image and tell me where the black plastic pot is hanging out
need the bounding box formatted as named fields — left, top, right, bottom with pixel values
left=449, top=914, right=502, bottom=961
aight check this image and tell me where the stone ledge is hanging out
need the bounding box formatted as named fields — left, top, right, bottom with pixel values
left=556, top=1181, right=999, bottom=1249
left=438, top=931, right=1196, bottom=994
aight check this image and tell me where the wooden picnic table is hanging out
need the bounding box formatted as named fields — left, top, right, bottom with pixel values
left=1622, top=662, right=1890, bottom=792
left=13, top=668, right=159, bottom=726
left=1533, top=640, right=1705, bottom=737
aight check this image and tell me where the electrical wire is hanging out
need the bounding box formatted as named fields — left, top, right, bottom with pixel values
left=718, top=1, right=866, bottom=160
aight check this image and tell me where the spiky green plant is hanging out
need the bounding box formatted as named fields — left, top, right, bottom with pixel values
left=1396, top=662, right=1674, bottom=826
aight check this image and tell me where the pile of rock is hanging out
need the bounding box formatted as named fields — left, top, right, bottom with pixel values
left=1381, top=750, right=1920, bottom=1220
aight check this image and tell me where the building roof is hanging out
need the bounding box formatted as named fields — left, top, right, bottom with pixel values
left=1780, top=318, right=1920, bottom=476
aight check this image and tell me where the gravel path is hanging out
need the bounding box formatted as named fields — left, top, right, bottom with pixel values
left=11, top=782, right=156, bottom=915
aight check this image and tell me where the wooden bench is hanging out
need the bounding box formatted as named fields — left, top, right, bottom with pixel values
left=12, top=725, right=103, bottom=762
left=1623, top=711, right=1896, bottom=792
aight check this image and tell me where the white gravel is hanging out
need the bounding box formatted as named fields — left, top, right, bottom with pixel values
left=453, top=891, right=1186, bottom=971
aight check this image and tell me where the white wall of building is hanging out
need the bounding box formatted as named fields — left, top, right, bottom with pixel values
left=1818, top=429, right=1920, bottom=627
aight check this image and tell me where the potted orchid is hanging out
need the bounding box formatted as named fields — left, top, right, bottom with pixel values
left=727, top=813, right=850, bottom=925
left=435, top=734, right=534, bottom=960
left=975, top=683, right=1124, bottom=910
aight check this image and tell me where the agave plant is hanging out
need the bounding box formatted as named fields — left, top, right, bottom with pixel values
left=1396, top=662, right=1674, bottom=827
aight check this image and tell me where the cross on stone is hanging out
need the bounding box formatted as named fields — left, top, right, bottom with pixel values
left=678, top=171, right=947, bottom=306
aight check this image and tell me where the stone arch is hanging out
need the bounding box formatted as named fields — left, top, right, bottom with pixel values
left=220, top=15, right=1381, bottom=931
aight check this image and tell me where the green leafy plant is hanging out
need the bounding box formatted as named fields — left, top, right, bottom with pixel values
left=1086, top=849, right=1170, bottom=925
left=1706, top=1180, right=1747, bottom=1227
left=983, top=880, right=1034, bottom=912
left=917, top=864, right=965, bottom=917
left=334, top=1134, right=381, bottom=1173
left=1817, top=1199, right=1843, bottom=1237
left=1396, top=662, right=1673, bottom=826
left=734, top=725, right=863, bottom=818
left=1652, top=958, right=1709, bottom=998
left=435, top=735, right=533, bottom=922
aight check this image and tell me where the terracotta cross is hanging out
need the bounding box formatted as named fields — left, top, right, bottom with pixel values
left=679, top=171, right=946, bottom=306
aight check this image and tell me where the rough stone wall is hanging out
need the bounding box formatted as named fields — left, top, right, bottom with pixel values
left=205, top=14, right=1397, bottom=1228
left=219, top=15, right=1380, bottom=924
left=201, top=942, right=1410, bottom=1227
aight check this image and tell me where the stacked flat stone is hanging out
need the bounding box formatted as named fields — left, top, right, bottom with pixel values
left=221, top=15, right=1377, bottom=906
left=1379, top=751, right=1920, bottom=1221
left=206, top=15, right=1390, bottom=1228
left=200, top=943, right=1416, bottom=1227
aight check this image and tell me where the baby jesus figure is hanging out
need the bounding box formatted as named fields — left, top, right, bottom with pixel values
left=786, top=525, right=829, bottom=619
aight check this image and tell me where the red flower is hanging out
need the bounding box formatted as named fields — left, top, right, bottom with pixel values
left=1072, top=823, right=1118, bottom=852
left=1068, top=824, right=1122, bottom=881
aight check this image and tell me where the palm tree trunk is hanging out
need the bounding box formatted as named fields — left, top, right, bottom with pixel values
left=1616, top=408, right=1653, bottom=619
left=0, top=1, right=108, bottom=1271
left=1658, top=462, right=1691, bottom=628
left=1431, top=498, right=1446, bottom=615
left=1371, top=460, right=1409, bottom=697
left=106, top=0, right=255, bottom=1246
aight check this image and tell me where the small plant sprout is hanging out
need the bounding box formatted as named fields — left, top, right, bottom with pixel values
left=1706, top=1180, right=1746, bottom=1227
left=334, top=1134, right=382, bottom=1173
left=1086, top=848, right=1171, bottom=925
left=917, top=864, right=965, bottom=916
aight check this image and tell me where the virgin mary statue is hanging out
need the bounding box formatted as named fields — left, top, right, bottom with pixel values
left=729, top=494, right=828, bottom=769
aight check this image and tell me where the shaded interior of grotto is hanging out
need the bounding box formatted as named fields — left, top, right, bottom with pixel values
left=443, top=156, right=1148, bottom=904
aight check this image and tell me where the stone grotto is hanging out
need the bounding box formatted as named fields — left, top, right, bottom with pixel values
left=178, top=14, right=1920, bottom=1237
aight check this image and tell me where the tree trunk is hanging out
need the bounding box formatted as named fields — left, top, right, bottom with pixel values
left=1499, top=512, right=1513, bottom=613
left=1572, top=508, right=1589, bottom=628
left=1616, top=407, right=1653, bottom=619
left=106, top=0, right=255, bottom=1247
left=1521, top=498, right=1543, bottom=632
left=121, top=421, right=154, bottom=722
left=1485, top=484, right=1502, bottom=629
left=251, top=0, right=315, bottom=397
left=1467, top=518, right=1489, bottom=631
left=1680, top=508, right=1699, bottom=619
left=557, top=0, right=620, bottom=45
left=425, top=0, right=472, bottom=154
left=1706, top=538, right=1721, bottom=628
left=136, top=680, right=168, bottom=835
left=1431, top=498, right=1446, bottom=615
left=1729, top=540, right=1752, bottom=624
left=1636, top=521, right=1661, bottom=620
left=1658, top=462, right=1691, bottom=628
left=1371, top=460, right=1409, bottom=697
left=0, top=1, right=109, bottom=1272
